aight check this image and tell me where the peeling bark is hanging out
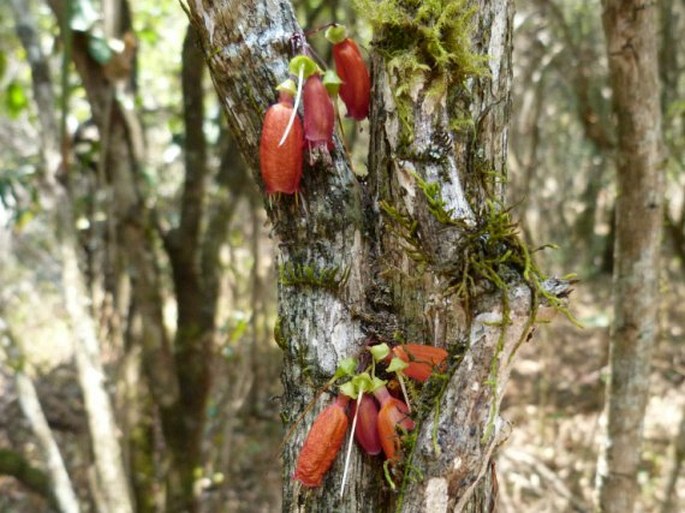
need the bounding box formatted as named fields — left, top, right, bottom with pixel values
left=185, top=1, right=570, bottom=511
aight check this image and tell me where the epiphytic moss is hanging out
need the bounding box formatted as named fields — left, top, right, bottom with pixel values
left=278, top=262, right=350, bottom=291
left=354, top=0, right=488, bottom=141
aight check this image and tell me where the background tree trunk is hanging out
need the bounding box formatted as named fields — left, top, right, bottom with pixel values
left=184, top=0, right=572, bottom=511
left=596, top=1, right=664, bottom=512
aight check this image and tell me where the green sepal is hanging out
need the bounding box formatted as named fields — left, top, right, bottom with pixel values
left=369, top=343, right=390, bottom=362
left=334, top=357, right=357, bottom=379
left=351, top=372, right=374, bottom=394
left=339, top=380, right=357, bottom=399
left=387, top=357, right=409, bottom=373
left=323, top=69, right=343, bottom=96
left=276, top=78, right=297, bottom=97
left=370, top=376, right=387, bottom=392
left=289, top=55, right=319, bottom=79
left=325, top=25, right=347, bottom=45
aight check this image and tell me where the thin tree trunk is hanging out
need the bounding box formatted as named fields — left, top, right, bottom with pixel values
left=596, top=1, right=664, bottom=513
left=1, top=326, right=80, bottom=513
left=12, top=3, right=134, bottom=513
left=185, top=1, right=571, bottom=511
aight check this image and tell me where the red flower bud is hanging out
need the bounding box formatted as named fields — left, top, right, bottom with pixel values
left=303, top=74, right=335, bottom=150
left=350, top=393, right=382, bottom=456
left=373, top=386, right=415, bottom=461
left=332, top=38, right=370, bottom=120
left=294, top=395, right=349, bottom=487
left=392, top=344, right=448, bottom=382
left=259, top=91, right=303, bottom=195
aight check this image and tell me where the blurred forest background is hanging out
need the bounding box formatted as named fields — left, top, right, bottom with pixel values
left=0, top=0, right=683, bottom=512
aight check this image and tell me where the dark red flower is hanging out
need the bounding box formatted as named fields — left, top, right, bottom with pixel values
left=332, top=38, right=370, bottom=120
left=303, top=74, right=335, bottom=151
left=350, top=393, right=382, bottom=456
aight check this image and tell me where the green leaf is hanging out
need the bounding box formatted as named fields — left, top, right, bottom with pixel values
left=5, top=82, right=28, bottom=118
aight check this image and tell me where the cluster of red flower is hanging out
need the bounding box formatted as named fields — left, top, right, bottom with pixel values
left=259, top=25, right=371, bottom=196
left=293, top=343, right=448, bottom=489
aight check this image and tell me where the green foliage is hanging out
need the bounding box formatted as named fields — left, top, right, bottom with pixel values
left=4, top=81, right=28, bottom=118
left=278, top=262, right=350, bottom=291
left=379, top=200, right=431, bottom=266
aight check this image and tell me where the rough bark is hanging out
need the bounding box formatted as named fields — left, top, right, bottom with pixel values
left=596, top=1, right=664, bottom=513
left=185, top=1, right=569, bottom=511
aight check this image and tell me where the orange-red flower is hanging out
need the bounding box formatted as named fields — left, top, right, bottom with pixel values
left=259, top=91, right=303, bottom=194
left=294, top=395, right=349, bottom=487
left=373, top=386, right=415, bottom=461
left=392, top=344, right=448, bottom=382
left=332, top=38, right=370, bottom=120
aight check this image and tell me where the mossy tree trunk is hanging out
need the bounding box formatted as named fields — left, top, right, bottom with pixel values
left=185, top=1, right=570, bottom=511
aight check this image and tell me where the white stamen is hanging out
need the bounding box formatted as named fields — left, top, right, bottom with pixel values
left=278, top=64, right=305, bottom=147
left=398, top=374, right=411, bottom=413
left=340, top=393, right=362, bottom=497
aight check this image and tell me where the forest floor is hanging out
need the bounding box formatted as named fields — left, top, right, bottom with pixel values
left=498, top=273, right=685, bottom=513
left=1, top=274, right=683, bottom=513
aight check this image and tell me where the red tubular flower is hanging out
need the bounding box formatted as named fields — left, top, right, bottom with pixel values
left=332, top=38, right=370, bottom=120
left=303, top=74, right=335, bottom=150
left=373, top=386, right=415, bottom=461
left=392, top=344, right=448, bottom=383
left=259, top=90, right=303, bottom=194
left=350, top=393, right=382, bottom=456
left=294, top=395, right=349, bottom=487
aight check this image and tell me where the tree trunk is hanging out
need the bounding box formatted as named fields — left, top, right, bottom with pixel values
left=13, top=2, right=134, bottom=513
left=596, top=1, right=664, bottom=513
left=185, top=1, right=571, bottom=511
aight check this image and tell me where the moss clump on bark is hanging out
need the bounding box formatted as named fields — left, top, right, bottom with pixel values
left=354, top=0, right=488, bottom=141
left=278, top=262, right=350, bottom=291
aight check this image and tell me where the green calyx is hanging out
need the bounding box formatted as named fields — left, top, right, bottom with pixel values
left=340, top=372, right=386, bottom=399
left=325, top=24, right=348, bottom=45
left=369, top=343, right=390, bottom=362
left=323, top=69, right=343, bottom=96
left=276, top=78, right=297, bottom=97
left=387, top=357, right=409, bottom=373
left=289, top=55, right=320, bottom=79
left=334, top=357, right=358, bottom=379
